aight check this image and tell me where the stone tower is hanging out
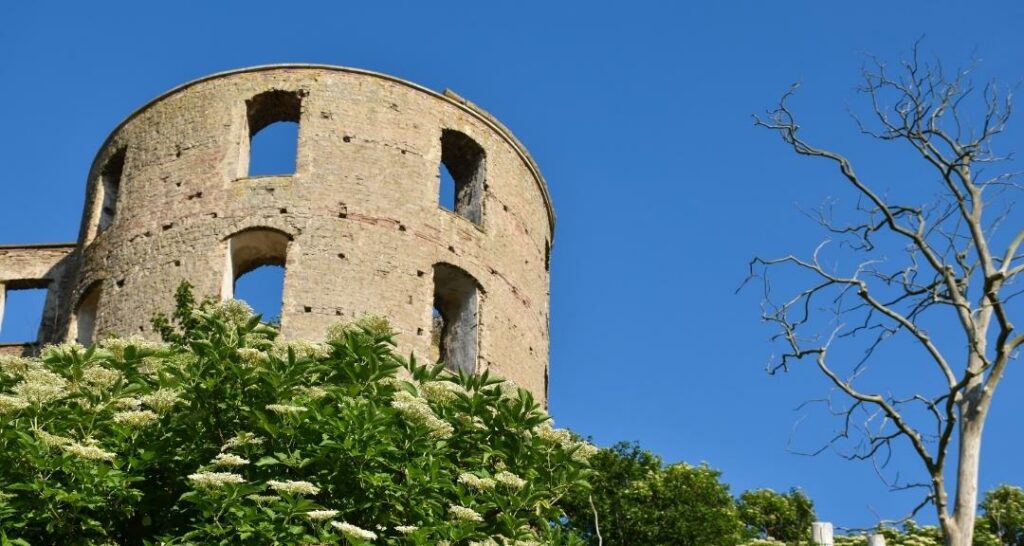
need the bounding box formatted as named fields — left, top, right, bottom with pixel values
left=0, top=65, right=554, bottom=403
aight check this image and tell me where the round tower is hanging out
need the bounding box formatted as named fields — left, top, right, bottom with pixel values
left=58, top=65, right=554, bottom=402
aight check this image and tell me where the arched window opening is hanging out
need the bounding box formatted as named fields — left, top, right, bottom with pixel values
left=439, top=129, right=485, bottom=225
left=432, top=263, right=480, bottom=374
left=0, top=285, right=47, bottom=343
left=222, top=229, right=290, bottom=322
left=235, top=264, right=285, bottom=325
left=96, top=148, right=126, bottom=234
left=245, top=90, right=302, bottom=177
left=72, top=283, right=102, bottom=346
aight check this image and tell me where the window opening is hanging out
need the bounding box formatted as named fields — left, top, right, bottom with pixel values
left=432, top=263, right=480, bottom=374
left=74, top=283, right=102, bottom=346
left=222, top=228, right=290, bottom=323
left=0, top=286, right=47, bottom=343
left=245, top=90, right=302, bottom=176
left=97, top=148, right=126, bottom=234
left=438, top=129, right=485, bottom=224
left=235, top=264, right=285, bottom=325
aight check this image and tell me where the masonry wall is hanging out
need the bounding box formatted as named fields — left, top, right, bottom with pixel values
left=48, top=66, right=553, bottom=402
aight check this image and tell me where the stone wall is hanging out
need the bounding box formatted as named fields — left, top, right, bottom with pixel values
left=0, top=66, right=554, bottom=403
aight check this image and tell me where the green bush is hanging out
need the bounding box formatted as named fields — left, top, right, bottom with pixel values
left=562, top=441, right=744, bottom=546
left=737, top=488, right=815, bottom=543
left=0, top=284, right=593, bottom=545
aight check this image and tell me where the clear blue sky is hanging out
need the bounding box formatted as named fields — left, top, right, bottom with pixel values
left=1, top=0, right=1022, bottom=530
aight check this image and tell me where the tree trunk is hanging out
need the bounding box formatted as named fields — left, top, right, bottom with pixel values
left=945, top=414, right=985, bottom=546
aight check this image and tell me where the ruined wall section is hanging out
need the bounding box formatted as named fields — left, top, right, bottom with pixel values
left=58, top=66, right=553, bottom=402
left=0, top=244, right=78, bottom=356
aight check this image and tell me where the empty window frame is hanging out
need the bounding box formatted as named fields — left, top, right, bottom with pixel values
left=72, top=282, right=102, bottom=346
left=0, top=284, right=48, bottom=343
left=432, top=263, right=481, bottom=374
left=96, top=148, right=126, bottom=235
left=438, top=129, right=485, bottom=225
left=221, top=228, right=290, bottom=320
left=244, top=90, right=302, bottom=176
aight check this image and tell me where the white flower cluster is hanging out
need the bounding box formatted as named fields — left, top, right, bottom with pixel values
left=390, top=390, right=453, bottom=439
left=236, top=348, right=267, bottom=367
left=206, top=299, right=255, bottom=326
left=395, top=524, right=419, bottom=534
left=419, top=380, right=467, bottom=404
left=448, top=504, right=484, bottom=522
left=331, top=521, right=378, bottom=541
left=64, top=441, right=116, bottom=461
left=40, top=342, right=86, bottom=360
left=113, top=397, right=142, bottom=410
left=189, top=471, right=245, bottom=489
left=13, top=368, right=69, bottom=405
left=100, top=336, right=169, bottom=360
left=294, top=385, right=329, bottom=400
left=34, top=429, right=73, bottom=448
left=211, top=453, right=249, bottom=467
left=267, top=479, right=320, bottom=496
left=221, top=431, right=264, bottom=451
left=113, top=409, right=159, bottom=428
left=266, top=403, right=307, bottom=415
left=304, top=509, right=339, bottom=521
left=534, top=421, right=598, bottom=461
left=458, top=473, right=496, bottom=490
left=494, top=471, right=526, bottom=490
left=271, top=340, right=332, bottom=361
left=0, top=395, right=29, bottom=415
left=140, top=388, right=182, bottom=413
left=0, top=355, right=34, bottom=376
left=81, top=365, right=121, bottom=390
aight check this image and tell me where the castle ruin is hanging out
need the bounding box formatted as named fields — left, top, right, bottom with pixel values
left=0, top=65, right=554, bottom=403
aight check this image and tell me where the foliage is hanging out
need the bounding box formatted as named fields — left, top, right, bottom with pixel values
left=737, top=488, right=815, bottom=543
left=0, top=283, right=594, bottom=545
left=562, top=441, right=744, bottom=546
left=979, top=485, right=1024, bottom=546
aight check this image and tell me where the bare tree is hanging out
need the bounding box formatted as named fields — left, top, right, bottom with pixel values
left=749, top=45, right=1020, bottom=546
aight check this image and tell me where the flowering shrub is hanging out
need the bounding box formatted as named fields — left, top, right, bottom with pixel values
left=0, top=284, right=593, bottom=545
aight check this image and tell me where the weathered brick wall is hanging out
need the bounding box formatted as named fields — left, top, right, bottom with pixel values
left=49, top=66, right=553, bottom=403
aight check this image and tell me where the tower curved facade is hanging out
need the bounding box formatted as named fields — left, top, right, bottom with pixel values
left=0, top=66, right=554, bottom=403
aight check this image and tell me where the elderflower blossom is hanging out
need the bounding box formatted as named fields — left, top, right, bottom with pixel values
left=495, top=471, right=526, bottom=490
left=81, top=366, right=121, bottom=389
left=331, top=521, right=378, bottom=541
left=211, top=453, right=249, bottom=467
left=112, top=397, right=142, bottom=410
left=469, top=540, right=501, bottom=546
left=13, top=368, right=69, bottom=405
left=64, top=441, right=116, bottom=461
left=266, top=403, right=307, bottom=415
left=295, top=385, right=329, bottom=400
left=448, top=504, right=484, bottom=522
left=140, top=388, right=183, bottom=413
left=221, top=431, right=264, bottom=451
left=304, top=509, right=339, bottom=521
left=572, top=441, right=600, bottom=462
left=236, top=348, right=266, bottom=367
left=534, top=421, right=575, bottom=450
left=0, top=395, right=29, bottom=415
left=247, top=494, right=280, bottom=504
left=390, top=390, right=453, bottom=439
left=267, top=479, right=320, bottom=495
left=0, top=355, right=34, bottom=376
left=206, top=299, right=255, bottom=326
left=40, top=342, right=85, bottom=360
left=271, top=340, right=332, bottom=361
left=458, top=473, right=496, bottom=490
left=188, top=471, right=244, bottom=489
left=100, top=336, right=168, bottom=360
left=395, top=525, right=419, bottom=534
left=113, top=409, right=159, bottom=428
left=420, top=380, right=467, bottom=404
left=34, top=429, right=73, bottom=448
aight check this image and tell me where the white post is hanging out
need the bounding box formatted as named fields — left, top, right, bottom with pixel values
left=812, top=522, right=834, bottom=546
left=867, top=534, right=886, bottom=546
left=0, top=283, right=6, bottom=335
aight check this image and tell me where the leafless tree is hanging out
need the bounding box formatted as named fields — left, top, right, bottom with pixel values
left=748, top=44, right=1021, bottom=546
